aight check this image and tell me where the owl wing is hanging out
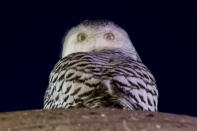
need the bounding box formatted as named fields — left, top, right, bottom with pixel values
left=110, top=60, right=158, bottom=111
left=44, top=53, right=104, bottom=109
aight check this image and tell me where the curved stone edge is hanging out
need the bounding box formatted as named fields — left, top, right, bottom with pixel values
left=0, top=108, right=197, bottom=131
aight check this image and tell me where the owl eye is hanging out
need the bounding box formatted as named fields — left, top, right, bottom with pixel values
left=104, top=33, right=115, bottom=40
left=77, top=33, right=87, bottom=42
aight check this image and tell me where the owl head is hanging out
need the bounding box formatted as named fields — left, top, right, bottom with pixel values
left=62, top=20, right=141, bottom=61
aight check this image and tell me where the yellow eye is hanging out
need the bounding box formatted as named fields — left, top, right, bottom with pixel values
left=104, top=33, right=115, bottom=40
left=77, top=33, right=87, bottom=42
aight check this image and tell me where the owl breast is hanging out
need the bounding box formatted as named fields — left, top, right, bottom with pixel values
left=44, top=49, right=158, bottom=111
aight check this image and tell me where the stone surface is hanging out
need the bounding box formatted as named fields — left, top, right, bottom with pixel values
left=0, top=108, right=197, bottom=131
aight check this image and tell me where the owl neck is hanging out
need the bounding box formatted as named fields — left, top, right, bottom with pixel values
left=91, top=48, right=142, bottom=62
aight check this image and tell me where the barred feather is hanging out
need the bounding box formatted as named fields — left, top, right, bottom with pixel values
left=44, top=49, right=158, bottom=111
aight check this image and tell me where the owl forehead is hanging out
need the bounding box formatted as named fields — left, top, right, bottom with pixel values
left=70, top=24, right=127, bottom=38
left=76, top=25, right=113, bottom=34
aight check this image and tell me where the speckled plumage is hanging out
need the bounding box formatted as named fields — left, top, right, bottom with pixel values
left=44, top=20, right=158, bottom=111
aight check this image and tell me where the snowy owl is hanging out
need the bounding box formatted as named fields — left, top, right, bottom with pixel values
left=44, top=20, right=158, bottom=111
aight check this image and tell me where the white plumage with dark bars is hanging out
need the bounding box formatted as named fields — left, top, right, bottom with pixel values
left=44, top=20, right=158, bottom=111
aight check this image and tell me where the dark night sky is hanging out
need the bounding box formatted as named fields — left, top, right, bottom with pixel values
left=0, top=1, right=196, bottom=116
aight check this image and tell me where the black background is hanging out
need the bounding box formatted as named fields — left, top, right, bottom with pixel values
left=0, top=1, right=196, bottom=116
